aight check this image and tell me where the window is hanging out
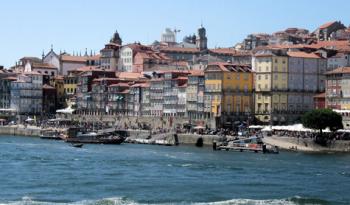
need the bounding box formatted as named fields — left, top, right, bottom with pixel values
left=244, top=73, right=248, bottom=80
left=258, top=75, right=261, bottom=80
left=265, top=74, right=268, bottom=80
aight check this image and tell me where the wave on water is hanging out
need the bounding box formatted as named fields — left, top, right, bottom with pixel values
left=0, top=196, right=333, bottom=205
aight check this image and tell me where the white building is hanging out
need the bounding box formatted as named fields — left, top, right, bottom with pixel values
left=118, top=46, right=133, bottom=72
left=161, top=28, right=176, bottom=43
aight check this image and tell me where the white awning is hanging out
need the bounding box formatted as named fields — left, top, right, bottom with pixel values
left=0, top=108, right=16, bottom=112
left=248, top=125, right=264, bottom=129
left=56, top=107, right=75, bottom=114
left=25, top=117, right=35, bottom=122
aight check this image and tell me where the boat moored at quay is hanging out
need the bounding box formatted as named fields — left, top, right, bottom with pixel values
left=62, top=127, right=127, bottom=144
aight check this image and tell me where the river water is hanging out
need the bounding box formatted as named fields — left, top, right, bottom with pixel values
left=0, top=135, right=350, bottom=205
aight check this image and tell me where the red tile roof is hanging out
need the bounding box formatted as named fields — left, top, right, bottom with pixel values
left=209, top=48, right=251, bottom=56
left=87, top=54, right=101, bottom=61
left=160, top=47, right=199, bottom=53
left=54, top=75, right=64, bottom=80
left=61, top=55, right=87, bottom=63
left=32, top=62, right=57, bottom=69
left=43, top=84, right=55, bottom=89
left=160, top=70, right=190, bottom=74
left=207, top=62, right=252, bottom=72
left=254, top=53, right=274, bottom=57
left=325, top=67, right=350, bottom=75
left=287, top=51, right=321, bottom=58
left=131, top=82, right=150, bottom=88
left=319, top=21, right=336, bottom=29
left=92, top=77, right=118, bottom=82
left=189, top=70, right=204, bottom=76
left=2, top=76, right=17, bottom=81
left=116, top=72, right=145, bottom=80
left=75, top=66, right=100, bottom=72
left=313, top=92, right=325, bottom=98
left=309, top=40, right=350, bottom=49
left=109, top=83, right=130, bottom=87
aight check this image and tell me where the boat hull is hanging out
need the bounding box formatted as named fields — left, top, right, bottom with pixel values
left=64, top=137, right=125, bottom=144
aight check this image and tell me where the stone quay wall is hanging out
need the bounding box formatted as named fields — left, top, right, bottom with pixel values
left=0, top=126, right=41, bottom=137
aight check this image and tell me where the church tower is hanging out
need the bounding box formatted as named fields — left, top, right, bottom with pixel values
left=196, top=25, right=207, bottom=51
left=110, top=30, right=122, bottom=45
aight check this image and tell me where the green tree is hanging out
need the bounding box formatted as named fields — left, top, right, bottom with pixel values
left=302, top=109, right=343, bottom=145
left=302, top=109, right=343, bottom=134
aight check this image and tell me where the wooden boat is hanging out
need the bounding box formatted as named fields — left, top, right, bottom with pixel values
left=40, top=129, right=63, bottom=140
left=64, top=127, right=126, bottom=144
left=213, top=136, right=279, bottom=154
left=71, top=143, right=83, bottom=148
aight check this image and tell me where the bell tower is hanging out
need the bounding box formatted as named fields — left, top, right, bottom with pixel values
left=196, top=24, right=207, bottom=51
left=110, top=30, right=122, bottom=45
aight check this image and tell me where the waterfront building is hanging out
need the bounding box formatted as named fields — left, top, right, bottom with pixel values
left=10, top=72, right=43, bottom=117
left=0, top=69, right=17, bottom=109
left=254, top=49, right=327, bottom=124
left=149, top=75, right=165, bottom=117
left=107, top=83, right=130, bottom=115
left=90, top=78, right=119, bottom=115
left=140, top=83, right=151, bottom=116
left=129, top=83, right=150, bottom=116
left=63, top=72, right=78, bottom=102
left=51, top=75, right=65, bottom=109
left=42, top=84, right=57, bottom=115
left=314, top=92, right=326, bottom=109
left=177, top=80, right=187, bottom=117
left=75, top=68, right=115, bottom=115
left=325, top=67, right=350, bottom=110
left=204, top=62, right=254, bottom=127
left=186, top=70, right=205, bottom=120
left=163, top=71, right=189, bottom=117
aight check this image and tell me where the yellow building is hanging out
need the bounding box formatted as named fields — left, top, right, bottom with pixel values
left=205, top=62, right=254, bottom=126
left=50, top=75, right=65, bottom=108
left=254, top=53, right=288, bottom=123
left=64, top=74, right=78, bottom=96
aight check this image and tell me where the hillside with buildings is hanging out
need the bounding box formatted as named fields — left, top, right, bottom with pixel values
left=2, top=21, right=350, bottom=129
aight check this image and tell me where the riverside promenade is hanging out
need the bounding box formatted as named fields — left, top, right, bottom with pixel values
left=263, top=136, right=350, bottom=152
left=0, top=125, right=223, bottom=146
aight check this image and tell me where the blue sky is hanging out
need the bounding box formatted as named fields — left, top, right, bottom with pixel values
left=0, top=0, right=349, bottom=67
